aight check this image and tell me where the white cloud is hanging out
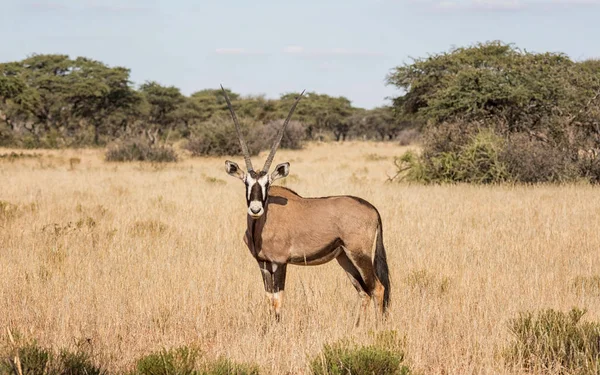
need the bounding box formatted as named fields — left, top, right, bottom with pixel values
left=215, top=48, right=265, bottom=55
left=283, top=45, right=305, bottom=54
left=283, top=46, right=384, bottom=57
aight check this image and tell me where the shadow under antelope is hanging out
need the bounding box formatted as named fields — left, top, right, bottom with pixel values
left=221, top=86, right=390, bottom=326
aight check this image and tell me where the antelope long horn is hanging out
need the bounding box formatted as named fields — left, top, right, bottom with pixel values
left=262, top=89, right=305, bottom=173
left=221, top=84, right=254, bottom=171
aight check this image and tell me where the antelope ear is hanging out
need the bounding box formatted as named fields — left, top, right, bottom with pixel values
left=271, top=162, right=290, bottom=181
left=225, top=160, right=245, bottom=180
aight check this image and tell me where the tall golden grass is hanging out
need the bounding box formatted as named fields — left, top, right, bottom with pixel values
left=1, top=142, right=599, bottom=374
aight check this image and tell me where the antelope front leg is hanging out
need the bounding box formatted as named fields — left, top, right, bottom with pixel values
left=259, top=261, right=287, bottom=321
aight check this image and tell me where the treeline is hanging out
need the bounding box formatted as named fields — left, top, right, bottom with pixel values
left=0, top=54, right=413, bottom=153
left=387, top=41, right=600, bottom=184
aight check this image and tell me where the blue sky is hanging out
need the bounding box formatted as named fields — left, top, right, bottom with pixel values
left=1, top=0, right=599, bottom=108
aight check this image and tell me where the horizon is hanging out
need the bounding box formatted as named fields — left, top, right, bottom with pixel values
left=1, top=0, right=599, bottom=109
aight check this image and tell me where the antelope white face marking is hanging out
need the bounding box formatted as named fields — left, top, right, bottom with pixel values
left=245, top=175, right=255, bottom=201
left=248, top=201, right=264, bottom=217
left=258, top=175, right=269, bottom=197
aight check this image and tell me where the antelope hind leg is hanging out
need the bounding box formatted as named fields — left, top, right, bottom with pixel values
left=336, top=252, right=371, bottom=327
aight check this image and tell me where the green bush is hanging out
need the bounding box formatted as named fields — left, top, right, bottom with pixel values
left=203, top=357, right=260, bottom=375
left=58, top=350, right=107, bottom=375
left=133, top=346, right=200, bottom=375
left=261, top=120, right=306, bottom=150
left=1, top=343, right=55, bottom=375
left=505, top=308, right=600, bottom=374
left=105, top=139, right=178, bottom=163
left=310, top=332, right=411, bottom=375
left=184, top=117, right=269, bottom=157
left=578, top=156, right=600, bottom=184
left=185, top=117, right=307, bottom=157
left=394, top=127, right=510, bottom=184
left=131, top=347, right=260, bottom=375
left=392, top=121, right=598, bottom=184
left=501, top=133, right=580, bottom=183
left=1, top=343, right=105, bottom=375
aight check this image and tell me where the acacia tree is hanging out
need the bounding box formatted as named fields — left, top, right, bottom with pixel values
left=6, top=54, right=72, bottom=136
left=0, top=54, right=141, bottom=145
left=349, top=106, right=410, bottom=141
left=0, top=65, right=26, bottom=104
left=0, top=63, right=39, bottom=134
left=67, top=57, right=141, bottom=144
left=279, top=92, right=355, bottom=141
left=139, top=81, right=185, bottom=138
left=387, top=41, right=600, bottom=184
left=386, top=41, right=600, bottom=138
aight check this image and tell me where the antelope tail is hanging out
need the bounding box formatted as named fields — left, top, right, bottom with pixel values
left=374, top=216, right=390, bottom=312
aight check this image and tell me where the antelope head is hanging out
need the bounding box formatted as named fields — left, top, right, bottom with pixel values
left=222, top=85, right=304, bottom=219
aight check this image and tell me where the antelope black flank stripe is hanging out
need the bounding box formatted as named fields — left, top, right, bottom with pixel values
left=221, top=84, right=391, bottom=325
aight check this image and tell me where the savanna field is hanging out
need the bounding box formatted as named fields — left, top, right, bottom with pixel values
left=1, top=141, right=600, bottom=374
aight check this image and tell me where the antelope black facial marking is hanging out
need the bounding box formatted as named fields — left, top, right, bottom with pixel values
left=244, top=171, right=270, bottom=218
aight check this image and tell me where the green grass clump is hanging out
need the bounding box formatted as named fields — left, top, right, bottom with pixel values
left=505, top=308, right=600, bottom=374
left=202, top=357, right=260, bottom=375
left=1, top=342, right=105, bottom=375
left=133, top=346, right=200, bottom=375
left=58, top=350, right=107, bottom=375
left=1, top=343, right=54, bottom=375
left=310, top=331, right=412, bottom=375
left=131, top=347, right=260, bottom=375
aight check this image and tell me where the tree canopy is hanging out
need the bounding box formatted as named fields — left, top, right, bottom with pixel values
left=387, top=41, right=600, bottom=184
left=0, top=54, right=407, bottom=149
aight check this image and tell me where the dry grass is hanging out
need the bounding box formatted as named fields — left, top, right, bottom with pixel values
left=1, top=141, right=599, bottom=374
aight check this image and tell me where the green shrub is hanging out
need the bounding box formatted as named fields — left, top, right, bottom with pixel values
left=501, top=133, right=580, bottom=183
left=133, top=346, right=200, bottom=375
left=261, top=120, right=306, bottom=150
left=578, top=156, right=600, bottom=184
left=505, top=308, right=600, bottom=374
left=131, top=348, right=259, bottom=375
left=203, top=357, right=260, bottom=375
left=58, top=350, right=106, bottom=375
left=184, top=117, right=269, bottom=157
left=1, top=342, right=55, bottom=375
left=391, top=114, right=600, bottom=184
left=1, top=343, right=105, bottom=375
left=310, top=332, right=411, bottom=375
left=394, top=128, right=510, bottom=184
left=105, top=139, right=178, bottom=163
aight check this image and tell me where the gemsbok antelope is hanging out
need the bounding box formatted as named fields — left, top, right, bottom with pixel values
left=221, top=85, right=390, bottom=325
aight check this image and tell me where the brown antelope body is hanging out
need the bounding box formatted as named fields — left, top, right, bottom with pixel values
left=221, top=86, right=390, bottom=325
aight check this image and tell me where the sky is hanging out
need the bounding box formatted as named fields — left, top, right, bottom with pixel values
left=1, top=0, right=599, bottom=109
